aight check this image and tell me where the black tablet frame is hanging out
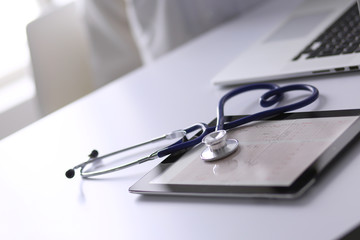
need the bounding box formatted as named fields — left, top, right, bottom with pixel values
left=129, top=109, right=360, bottom=198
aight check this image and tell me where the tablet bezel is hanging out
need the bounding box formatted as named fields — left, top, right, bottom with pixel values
left=129, top=109, right=360, bottom=198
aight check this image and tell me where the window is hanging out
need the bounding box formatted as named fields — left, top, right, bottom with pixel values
left=0, top=0, right=73, bottom=113
left=0, top=1, right=40, bottom=112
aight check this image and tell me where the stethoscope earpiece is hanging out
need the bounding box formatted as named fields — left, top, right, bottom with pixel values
left=88, top=150, right=99, bottom=158
left=65, top=169, right=75, bottom=179
left=65, top=149, right=99, bottom=178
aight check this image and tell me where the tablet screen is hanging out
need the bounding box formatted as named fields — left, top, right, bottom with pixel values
left=151, top=116, right=357, bottom=187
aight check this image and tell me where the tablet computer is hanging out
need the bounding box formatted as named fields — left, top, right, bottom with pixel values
left=129, top=109, right=360, bottom=198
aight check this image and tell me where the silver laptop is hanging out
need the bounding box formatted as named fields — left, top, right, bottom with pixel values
left=212, top=0, right=360, bottom=85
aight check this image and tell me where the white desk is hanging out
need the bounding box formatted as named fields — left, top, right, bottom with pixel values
left=2, top=0, right=360, bottom=239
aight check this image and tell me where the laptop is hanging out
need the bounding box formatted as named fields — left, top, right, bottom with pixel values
left=212, top=0, right=360, bottom=85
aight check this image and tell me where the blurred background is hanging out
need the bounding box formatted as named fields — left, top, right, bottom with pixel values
left=0, top=0, right=259, bottom=140
left=0, top=0, right=89, bottom=140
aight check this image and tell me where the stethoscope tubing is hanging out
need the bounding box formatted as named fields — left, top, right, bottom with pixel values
left=67, top=82, right=319, bottom=178
left=159, top=83, right=318, bottom=157
left=157, top=122, right=211, bottom=157
left=216, top=83, right=281, bottom=130
left=220, top=83, right=319, bottom=130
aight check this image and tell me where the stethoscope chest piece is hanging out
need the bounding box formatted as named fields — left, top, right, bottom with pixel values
left=201, top=130, right=239, bottom=162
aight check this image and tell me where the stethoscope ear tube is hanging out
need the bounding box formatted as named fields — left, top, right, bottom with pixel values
left=65, top=130, right=189, bottom=178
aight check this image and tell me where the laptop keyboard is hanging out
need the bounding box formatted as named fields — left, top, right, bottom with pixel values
left=293, top=3, right=360, bottom=61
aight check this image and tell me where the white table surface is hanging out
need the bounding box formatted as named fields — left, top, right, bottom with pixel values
left=2, top=0, right=360, bottom=239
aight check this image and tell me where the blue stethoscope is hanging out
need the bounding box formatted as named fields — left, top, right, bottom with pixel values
left=66, top=83, right=319, bottom=178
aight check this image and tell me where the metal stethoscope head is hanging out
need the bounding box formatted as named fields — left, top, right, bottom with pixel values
left=66, top=83, right=319, bottom=179
left=201, top=130, right=239, bottom=161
